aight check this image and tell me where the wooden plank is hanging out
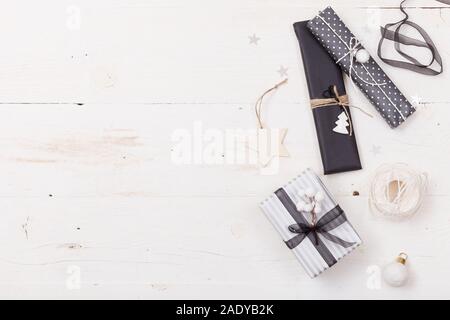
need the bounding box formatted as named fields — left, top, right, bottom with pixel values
left=0, top=1, right=449, bottom=103
left=0, top=0, right=449, bottom=299
left=0, top=194, right=448, bottom=299
left=0, top=103, right=448, bottom=197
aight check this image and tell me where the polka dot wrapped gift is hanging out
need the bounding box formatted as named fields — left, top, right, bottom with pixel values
left=307, top=6, right=416, bottom=128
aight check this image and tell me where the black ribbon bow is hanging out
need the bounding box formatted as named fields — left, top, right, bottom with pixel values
left=378, top=0, right=447, bottom=76
left=275, top=188, right=356, bottom=267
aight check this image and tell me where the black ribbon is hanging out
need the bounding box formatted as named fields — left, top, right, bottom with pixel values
left=275, top=188, right=356, bottom=267
left=378, top=0, right=447, bottom=76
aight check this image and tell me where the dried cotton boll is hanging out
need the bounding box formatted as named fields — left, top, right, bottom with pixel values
left=296, top=201, right=306, bottom=212
left=303, top=203, right=314, bottom=212
left=314, top=203, right=323, bottom=214
left=314, top=191, right=325, bottom=202
left=305, top=188, right=316, bottom=198
left=297, top=189, right=306, bottom=199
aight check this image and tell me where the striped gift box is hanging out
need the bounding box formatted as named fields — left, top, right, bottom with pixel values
left=260, top=169, right=362, bottom=278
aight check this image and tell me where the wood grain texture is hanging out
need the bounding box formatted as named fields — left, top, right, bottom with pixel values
left=0, top=0, right=449, bottom=299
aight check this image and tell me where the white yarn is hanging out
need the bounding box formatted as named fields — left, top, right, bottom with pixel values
left=369, top=163, right=428, bottom=220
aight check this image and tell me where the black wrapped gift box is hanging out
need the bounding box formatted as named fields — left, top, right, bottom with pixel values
left=294, top=21, right=362, bottom=175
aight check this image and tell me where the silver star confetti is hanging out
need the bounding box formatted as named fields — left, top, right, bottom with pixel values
left=371, top=145, right=381, bottom=156
left=411, top=95, right=422, bottom=107
left=248, top=34, right=260, bottom=45
left=277, top=66, right=288, bottom=78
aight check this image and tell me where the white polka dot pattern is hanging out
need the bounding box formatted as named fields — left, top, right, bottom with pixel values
left=307, top=6, right=415, bottom=129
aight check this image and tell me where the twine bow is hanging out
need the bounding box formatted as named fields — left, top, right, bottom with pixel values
left=310, top=85, right=372, bottom=136
left=318, top=13, right=388, bottom=89
left=378, top=0, right=447, bottom=76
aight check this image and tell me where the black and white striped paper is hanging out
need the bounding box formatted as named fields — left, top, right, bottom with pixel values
left=259, top=169, right=362, bottom=278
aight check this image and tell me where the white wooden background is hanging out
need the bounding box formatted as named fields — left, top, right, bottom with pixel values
left=0, top=0, right=449, bottom=300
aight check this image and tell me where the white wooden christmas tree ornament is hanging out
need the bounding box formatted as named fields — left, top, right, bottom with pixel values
left=333, top=111, right=350, bottom=135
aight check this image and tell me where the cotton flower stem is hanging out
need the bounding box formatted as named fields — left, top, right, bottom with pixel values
left=309, top=196, right=317, bottom=227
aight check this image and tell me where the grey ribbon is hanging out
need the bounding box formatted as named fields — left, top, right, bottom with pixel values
left=378, top=0, right=446, bottom=75
left=275, top=188, right=356, bottom=267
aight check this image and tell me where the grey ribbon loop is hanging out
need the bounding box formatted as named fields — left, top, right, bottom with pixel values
left=378, top=0, right=445, bottom=76
left=275, top=188, right=356, bottom=267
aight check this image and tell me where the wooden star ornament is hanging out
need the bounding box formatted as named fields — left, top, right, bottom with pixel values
left=257, top=127, right=289, bottom=167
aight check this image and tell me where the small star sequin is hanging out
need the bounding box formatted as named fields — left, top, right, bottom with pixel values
left=371, top=145, right=381, bottom=156
left=277, top=66, right=289, bottom=78
left=248, top=34, right=260, bottom=45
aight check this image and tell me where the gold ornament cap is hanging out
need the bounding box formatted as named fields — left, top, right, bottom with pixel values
left=396, top=253, right=408, bottom=265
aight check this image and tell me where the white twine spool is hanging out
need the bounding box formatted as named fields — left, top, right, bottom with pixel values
left=369, top=163, right=428, bottom=220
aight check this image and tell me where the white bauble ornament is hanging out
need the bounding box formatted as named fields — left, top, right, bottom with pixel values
left=314, top=191, right=325, bottom=202
left=355, top=49, right=370, bottom=64
left=382, top=253, right=409, bottom=287
left=305, top=188, right=316, bottom=198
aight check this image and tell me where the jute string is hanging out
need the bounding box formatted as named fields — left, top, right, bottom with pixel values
left=255, top=79, right=288, bottom=129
